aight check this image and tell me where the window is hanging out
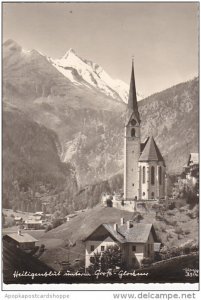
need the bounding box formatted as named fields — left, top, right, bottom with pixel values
left=143, top=166, right=146, bottom=183
left=151, top=192, right=154, bottom=199
left=132, top=245, right=136, bottom=251
left=91, top=245, right=94, bottom=251
left=131, top=128, right=135, bottom=137
left=151, top=166, right=155, bottom=185
left=132, top=183, right=134, bottom=186
left=101, top=246, right=105, bottom=252
left=159, top=166, right=162, bottom=185
left=143, top=192, right=145, bottom=196
left=131, top=119, right=136, bottom=126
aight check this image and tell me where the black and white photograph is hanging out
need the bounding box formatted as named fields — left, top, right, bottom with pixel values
left=1, top=1, right=199, bottom=287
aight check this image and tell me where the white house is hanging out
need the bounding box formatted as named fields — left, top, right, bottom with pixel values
left=183, top=153, right=199, bottom=185
left=84, top=218, right=158, bottom=270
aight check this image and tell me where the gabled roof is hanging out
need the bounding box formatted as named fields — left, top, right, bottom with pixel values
left=14, top=217, right=23, bottom=221
left=126, top=60, right=140, bottom=124
left=139, top=136, right=165, bottom=164
left=84, top=223, right=157, bottom=244
left=118, top=223, right=155, bottom=243
left=25, top=220, right=43, bottom=224
left=4, top=233, right=38, bottom=243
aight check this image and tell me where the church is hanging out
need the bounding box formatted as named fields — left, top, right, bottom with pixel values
left=124, top=61, right=166, bottom=202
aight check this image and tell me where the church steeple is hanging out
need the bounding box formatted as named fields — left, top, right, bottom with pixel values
left=127, top=60, right=140, bottom=124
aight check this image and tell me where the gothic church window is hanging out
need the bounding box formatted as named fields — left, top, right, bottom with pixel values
left=143, top=166, right=146, bottom=183
left=131, top=128, right=135, bottom=137
left=159, top=166, right=162, bottom=185
left=151, top=166, right=155, bottom=185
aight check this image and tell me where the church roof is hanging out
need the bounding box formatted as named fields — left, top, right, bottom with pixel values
left=139, top=136, right=165, bottom=163
left=126, top=60, right=140, bottom=124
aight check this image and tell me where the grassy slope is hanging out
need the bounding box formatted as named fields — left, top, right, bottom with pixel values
left=39, top=204, right=198, bottom=271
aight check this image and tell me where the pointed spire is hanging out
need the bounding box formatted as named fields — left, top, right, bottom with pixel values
left=127, top=59, right=140, bottom=123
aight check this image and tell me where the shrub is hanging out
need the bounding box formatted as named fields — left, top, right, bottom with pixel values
left=88, top=245, right=122, bottom=274
left=168, top=202, right=176, bottom=210
left=45, top=224, right=53, bottom=232
left=141, top=257, right=153, bottom=267
left=190, top=244, right=198, bottom=252
left=183, top=246, right=191, bottom=255
left=52, top=219, right=63, bottom=229
left=175, top=226, right=183, bottom=235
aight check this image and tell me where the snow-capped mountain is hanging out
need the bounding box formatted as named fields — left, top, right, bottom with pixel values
left=51, top=49, right=130, bottom=102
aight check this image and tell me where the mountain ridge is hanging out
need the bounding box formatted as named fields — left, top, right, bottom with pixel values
left=3, top=39, right=199, bottom=188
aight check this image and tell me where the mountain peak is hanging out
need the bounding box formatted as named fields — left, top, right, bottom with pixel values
left=62, top=48, right=77, bottom=60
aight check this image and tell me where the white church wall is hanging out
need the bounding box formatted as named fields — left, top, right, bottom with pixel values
left=124, top=123, right=141, bottom=200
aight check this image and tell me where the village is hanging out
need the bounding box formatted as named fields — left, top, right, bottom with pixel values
left=2, top=61, right=199, bottom=283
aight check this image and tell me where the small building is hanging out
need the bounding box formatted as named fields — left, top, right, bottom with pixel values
left=84, top=218, right=159, bottom=270
left=183, top=153, right=199, bottom=185
left=66, top=213, right=77, bottom=222
left=24, top=219, right=43, bottom=230
left=3, top=231, right=38, bottom=250
left=14, top=217, right=23, bottom=225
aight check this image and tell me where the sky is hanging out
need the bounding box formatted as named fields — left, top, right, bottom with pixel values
left=3, top=2, right=199, bottom=97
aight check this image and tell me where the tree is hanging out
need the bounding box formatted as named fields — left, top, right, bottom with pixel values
left=88, top=245, right=123, bottom=273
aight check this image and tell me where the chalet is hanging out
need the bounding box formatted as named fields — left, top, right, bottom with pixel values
left=3, top=231, right=38, bottom=250
left=84, top=218, right=159, bottom=270
left=183, top=153, right=199, bottom=185
left=24, top=219, right=43, bottom=230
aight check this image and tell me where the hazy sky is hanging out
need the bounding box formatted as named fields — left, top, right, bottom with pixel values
left=3, top=2, right=199, bottom=97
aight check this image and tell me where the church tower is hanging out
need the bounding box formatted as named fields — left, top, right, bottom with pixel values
left=124, top=60, right=141, bottom=201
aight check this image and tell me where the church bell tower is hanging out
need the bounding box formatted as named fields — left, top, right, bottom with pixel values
left=124, top=60, right=141, bottom=201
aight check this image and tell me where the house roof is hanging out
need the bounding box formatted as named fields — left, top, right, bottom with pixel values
left=84, top=223, right=157, bottom=244
left=33, top=211, right=44, bottom=215
left=187, top=153, right=199, bottom=166
left=14, top=217, right=23, bottom=221
left=3, top=240, right=54, bottom=284
left=4, top=233, right=38, bottom=243
left=139, top=136, right=165, bottom=164
left=25, top=220, right=43, bottom=224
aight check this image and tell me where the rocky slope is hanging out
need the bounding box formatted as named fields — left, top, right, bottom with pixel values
left=3, top=102, right=78, bottom=210
left=3, top=39, right=199, bottom=189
